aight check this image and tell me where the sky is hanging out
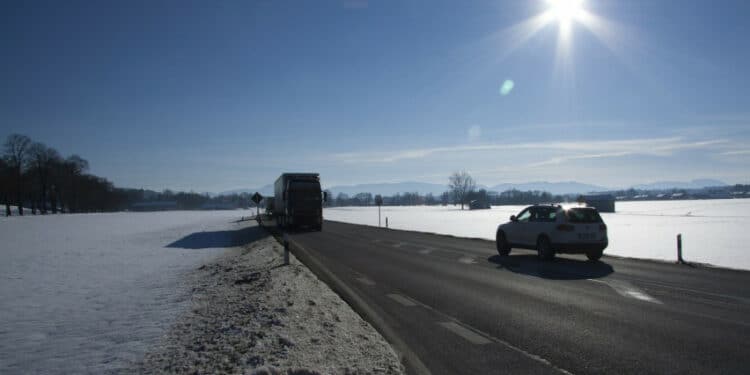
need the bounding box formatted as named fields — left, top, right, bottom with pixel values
left=2, top=0, right=749, bottom=193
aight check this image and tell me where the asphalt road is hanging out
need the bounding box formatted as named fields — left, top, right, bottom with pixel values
left=285, top=220, right=750, bottom=375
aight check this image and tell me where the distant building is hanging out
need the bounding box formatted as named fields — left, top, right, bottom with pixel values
left=578, top=194, right=615, bottom=213
left=469, top=200, right=490, bottom=210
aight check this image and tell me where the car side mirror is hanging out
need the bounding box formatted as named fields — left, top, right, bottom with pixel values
left=510, top=215, right=517, bottom=222
left=323, top=191, right=328, bottom=202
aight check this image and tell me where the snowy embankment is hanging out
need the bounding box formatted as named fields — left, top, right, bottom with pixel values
left=0, top=211, right=401, bottom=374
left=324, top=199, right=750, bottom=270
left=138, top=230, right=402, bottom=374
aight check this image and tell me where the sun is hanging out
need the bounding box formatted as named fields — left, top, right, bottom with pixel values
left=490, top=0, right=619, bottom=76
left=547, top=0, right=585, bottom=24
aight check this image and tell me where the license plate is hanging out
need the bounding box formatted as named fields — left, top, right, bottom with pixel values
left=578, top=233, right=596, bottom=240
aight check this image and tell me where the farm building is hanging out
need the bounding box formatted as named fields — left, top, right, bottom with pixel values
left=578, top=194, right=615, bottom=213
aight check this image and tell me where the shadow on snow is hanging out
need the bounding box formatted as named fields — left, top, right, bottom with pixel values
left=166, top=225, right=269, bottom=249
left=487, top=254, right=614, bottom=280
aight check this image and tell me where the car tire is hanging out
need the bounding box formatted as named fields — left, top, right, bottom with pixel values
left=537, top=236, right=555, bottom=261
left=496, top=230, right=511, bottom=256
left=586, top=250, right=603, bottom=262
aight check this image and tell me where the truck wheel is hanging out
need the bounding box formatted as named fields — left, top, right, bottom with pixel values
left=496, top=230, right=511, bottom=256
left=586, top=250, right=603, bottom=262
left=537, top=236, right=555, bottom=261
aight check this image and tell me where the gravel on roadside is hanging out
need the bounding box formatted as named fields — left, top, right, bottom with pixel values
left=136, top=223, right=403, bottom=374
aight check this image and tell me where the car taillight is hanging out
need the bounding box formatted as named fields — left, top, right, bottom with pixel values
left=556, top=224, right=575, bottom=232
left=599, top=224, right=607, bottom=231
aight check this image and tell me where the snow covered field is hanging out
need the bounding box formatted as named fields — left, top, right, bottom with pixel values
left=325, top=199, right=750, bottom=270
left=0, top=210, right=248, bottom=373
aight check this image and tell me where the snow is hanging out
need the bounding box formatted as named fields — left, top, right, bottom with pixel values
left=324, top=199, right=750, bottom=270
left=0, top=210, right=248, bottom=373
left=138, top=227, right=402, bottom=374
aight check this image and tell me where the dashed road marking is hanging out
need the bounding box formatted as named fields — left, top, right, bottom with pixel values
left=418, top=248, right=434, bottom=255
left=388, top=292, right=575, bottom=374
left=387, top=293, right=418, bottom=307
left=439, top=321, right=492, bottom=345
left=356, top=277, right=375, bottom=286
left=589, top=279, right=662, bottom=304
left=392, top=242, right=406, bottom=248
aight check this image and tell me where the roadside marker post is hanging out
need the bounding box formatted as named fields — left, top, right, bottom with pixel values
left=386, top=217, right=388, bottom=229
left=677, top=234, right=684, bottom=264
left=375, top=195, right=383, bottom=227
left=283, top=233, right=290, bottom=265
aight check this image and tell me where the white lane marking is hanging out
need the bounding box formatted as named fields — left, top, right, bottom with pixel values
left=387, top=293, right=418, bottom=307
left=458, top=256, right=476, bottom=264
left=356, top=277, right=375, bottom=286
left=629, top=278, right=750, bottom=305
left=439, top=321, right=492, bottom=345
left=589, top=279, right=662, bottom=304
left=405, top=294, right=575, bottom=374
left=392, top=242, right=406, bottom=248
left=418, top=248, right=434, bottom=255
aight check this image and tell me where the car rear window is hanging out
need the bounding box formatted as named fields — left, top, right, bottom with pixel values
left=565, top=208, right=603, bottom=223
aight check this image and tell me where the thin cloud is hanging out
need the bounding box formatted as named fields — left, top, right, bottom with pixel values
left=332, top=137, right=727, bottom=164
left=721, top=150, right=750, bottom=156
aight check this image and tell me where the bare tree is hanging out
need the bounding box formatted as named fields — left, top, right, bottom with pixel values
left=3, top=134, right=32, bottom=215
left=28, top=142, right=61, bottom=214
left=0, top=158, right=10, bottom=216
left=60, top=155, right=89, bottom=213
left=448, top=170, right=476, bottom=210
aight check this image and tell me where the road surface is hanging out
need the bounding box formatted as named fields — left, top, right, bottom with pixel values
left=285, top=220, right=750, bottom=375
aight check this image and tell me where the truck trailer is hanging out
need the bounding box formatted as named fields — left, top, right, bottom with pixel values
left=274, top=173, right=325, bottom=231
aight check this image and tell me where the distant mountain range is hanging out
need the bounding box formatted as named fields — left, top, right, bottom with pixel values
left=218, top=184, right=274, bottom=197
left=325, top=181, right=610, bottom=196
left=216, top=178, right=729, bottom=197
left=327, top=182, right=449, bottom=197
left=629, top=179, right=727, bottom=191
left=488, top=181, right=608, bottom=195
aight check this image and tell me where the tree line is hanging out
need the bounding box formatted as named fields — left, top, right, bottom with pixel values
left=1, top=134, right=104, bottom=216
left=1, top=134, right=256, bottom=216
left=325, top=171, right=569, bottom=208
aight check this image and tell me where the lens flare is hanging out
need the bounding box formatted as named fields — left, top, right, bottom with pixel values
left=500, top=80, right=515, bottom=96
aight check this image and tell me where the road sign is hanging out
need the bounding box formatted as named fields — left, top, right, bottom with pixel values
left=251, top=192, right=263, bottom=205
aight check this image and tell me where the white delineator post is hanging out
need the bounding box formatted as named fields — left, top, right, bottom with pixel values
left=677, top=233, right=684, bottom=264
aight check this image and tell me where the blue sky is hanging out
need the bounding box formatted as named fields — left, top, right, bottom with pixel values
left=2, top=0, right=749, bottom=192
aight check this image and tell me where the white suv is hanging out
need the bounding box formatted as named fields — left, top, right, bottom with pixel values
left=495, top=204, right=608, bottom=261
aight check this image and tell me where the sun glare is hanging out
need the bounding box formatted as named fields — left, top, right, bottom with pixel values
left=491, top=0, right=621, bottom=79
left=547, top=0, right=584, bottom=24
